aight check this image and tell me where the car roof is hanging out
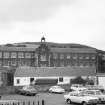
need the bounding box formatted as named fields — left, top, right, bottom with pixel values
left=85, top=90, right=101, bottom=92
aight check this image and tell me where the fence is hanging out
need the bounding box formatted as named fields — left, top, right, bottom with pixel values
left=0, top=100, right=45, bottom=105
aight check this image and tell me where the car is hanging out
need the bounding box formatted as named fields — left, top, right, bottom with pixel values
left=17, top=85, right=38, bottom=96
left=83, top=90, right=105, bottom=104
left=85, top=85, right=105, bottom=92
left=49, top=85, right=65, bottom=93
left=70, top=84, right=87, bottom=91
left=64, top=91, right=99, bottom=105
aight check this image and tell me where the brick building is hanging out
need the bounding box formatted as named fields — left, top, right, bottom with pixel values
left=0, top=37, right=104, bottom=86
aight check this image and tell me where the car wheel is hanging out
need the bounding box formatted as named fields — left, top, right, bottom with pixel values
left=82, top=102, right=87, bottom=105
left=66, top=99, right=71, bottom=104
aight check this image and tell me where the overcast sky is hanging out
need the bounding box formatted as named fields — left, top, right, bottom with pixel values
left=0, top=0, right=105, bottom=50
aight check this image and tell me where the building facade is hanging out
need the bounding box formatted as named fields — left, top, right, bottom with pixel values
left=0, top=37, right=97, bottom=68
left=0, top=37, right=104, bottom=86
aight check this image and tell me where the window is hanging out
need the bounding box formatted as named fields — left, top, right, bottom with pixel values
left=18, top=52, right=24, bottom=58
left=53, top=53, right=58, bottom=59
left=60, top=54, right=64, bottom=59
left=53, top=61, right=58, bottom=67
left=16, top=79, right=20, bottom=84
left=3, top=60, right=10, bottom=66
left=66, top=54, right=71, bottom=59
left=79, top=56, right=83, bottom=59
left=3, top=52, right=9, bottom=58
left=40, top=55, right=46, bottom=61
left=11, top=59, right=17, bottom=66
left=59, top=77, right=63, bottom=82
left=85, top=56, right=89, bottom=59
left=102, top=55, right=105, bottom=60
left=72, top=55, right=77, bottom=59
left=91, top=55, right=95, bottom=60
left=30, top=78, right=34, bottom=83
left=0, top=60, right=2, bottom=66
left=60, top=61, right=64, bottom=67
left=0, top=52, right=2, bottom=58
left=25, top=53, right=31, bottom=58
left=11, top=52, right=17, bottom=58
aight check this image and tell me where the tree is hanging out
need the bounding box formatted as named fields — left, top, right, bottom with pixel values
left=71, top=76, right=87, bottom=85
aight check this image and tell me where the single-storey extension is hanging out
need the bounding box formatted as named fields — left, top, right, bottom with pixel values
left=14, top=66, right=96, bottom=86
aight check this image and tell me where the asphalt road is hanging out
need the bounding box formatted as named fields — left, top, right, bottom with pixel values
left=1, top=93, right=104, bottom=105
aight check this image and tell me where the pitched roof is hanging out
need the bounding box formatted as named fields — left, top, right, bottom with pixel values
left=0, top=46, right=35, bottom=52
left=14, top=66, right=96, bottom=77
left=50, top=48, right=96, bottom=53
left=0, top=46, right=96, bottom=54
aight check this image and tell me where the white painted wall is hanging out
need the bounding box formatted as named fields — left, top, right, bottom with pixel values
left=14, top=77, right=30, bottom=86
left=14, top=76, right=93, bottom=86
left=98, top=76, right=105, bottom=89
left=58, top=77, right=73, bottom=84
left=14, top=76, right=72, bottom=86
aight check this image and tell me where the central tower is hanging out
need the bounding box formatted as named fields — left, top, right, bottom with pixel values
left=36, top=37, right=50, bottom=67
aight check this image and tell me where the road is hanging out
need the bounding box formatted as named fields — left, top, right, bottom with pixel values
left=1, top=93, right=104, bottom=105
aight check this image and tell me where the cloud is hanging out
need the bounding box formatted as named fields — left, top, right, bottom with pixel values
left=0, top=0, right=72, bottom=22
left=0, top=0, right=105, bottom=51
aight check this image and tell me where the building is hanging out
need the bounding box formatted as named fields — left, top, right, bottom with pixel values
left=0, top=37, right=104, bottom=86
left=14, top=66, right=96, bottom=86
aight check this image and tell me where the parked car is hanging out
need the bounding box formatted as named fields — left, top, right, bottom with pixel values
left=64, top=91, right=99, bottom=105
left=49, top=85, right=65, bottom=93
left=17, top=85, right=38, bottom=96
left=71, top=84, right=87, bottom=91
left=82, top=90, right=105, bottom=104
left=85, top=85, right=105, bottom=92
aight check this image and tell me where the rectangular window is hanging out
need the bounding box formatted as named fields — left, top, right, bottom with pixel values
left=66, top=54, right=71, bottom=59
left=3, top=60, right=10, bottom=66
left=11, top=52, right=17, bottom=58
left=73, top=56, right=77, bottom=59
left=102, top=55, right=105, bottom=60
left=30, top=78, right=34, bottom=83
left=85, top=56, right=89, bottom=59
left=60, top=61, right=64, bottom=67
left=25, top=52, right=31, bottom=58
left=3, top=52, right=9, bottom=58
left=91, top=56, right=95, bottom=60
left=18, top=52, right=24, bottom=58
left=0, top=52, right=2, bottom=58
left=59, top=77, right=63, bottom=82
left=60, top=54, right=64, bottom=59
left=79, top=56, right=83, bottom=59
left=0, top=60, right=2, bottom=66
left=40, top=55, right=46, bottom=61
left=53, top=53, right=58, bottom=59
left=16, top=79, right=20, bottom=84
left=11, top=59, right=17, bottom=66
left=53, top=61, right=58, bottom=67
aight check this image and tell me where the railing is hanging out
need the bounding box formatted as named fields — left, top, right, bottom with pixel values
left=0, top=100, right=45, bottom=105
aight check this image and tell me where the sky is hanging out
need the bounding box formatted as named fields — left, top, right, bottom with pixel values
left=0, top=0, right=105, bottom=50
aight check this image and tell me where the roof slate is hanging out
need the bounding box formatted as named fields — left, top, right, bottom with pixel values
left=14, top=66, right=96, bottom=77
left=0, top=47, right=35, bottom=52
left=51, top=48, right=96, bottom=53
left=0, top=46, right=96, bottom=53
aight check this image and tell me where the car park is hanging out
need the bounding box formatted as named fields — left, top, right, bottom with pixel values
left=64, top=91, right=99, bottom=105
left=82, top=90, right=105, bottom=104
left=49, top=85, right=65, bottom=94
left=16, top=85, right=38, bottom=96
left=70, top=84, right=87, bottom=91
